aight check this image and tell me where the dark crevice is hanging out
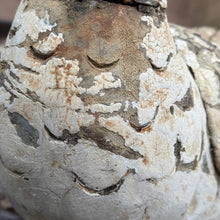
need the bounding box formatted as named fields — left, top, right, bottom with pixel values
left=187, top=65, right=195, bottom=79
left=1, top=66, right=47, bottom=106
left=11, top=61, right=40, bottom=75
left=87, top=55, right=119, bottom=69
left=102, top=0, right=137, bottom=6
left=166, top=52, right=173, bottom=63
left=0, top=73, right=18, bottom=104
left=0, top=155, right=25, bottom=177
left=26, top=89, right=40, bottom=102
left=102, top=0, right=165, bottom=11
left=202, top=155, right=210, bottom=174
left=16, top=87, right=47, bottom=106
left=198, top=131, right=204, bottom=161
left=149, top=52, right=172, bottom=70
left=73, top=0, right=165, bottom=9
left=174, top=137, right=185, bottom=167
left=130, top=105, right=159, bottom=132
left=174, top=86, right=194, bottom=112
left=45, top=121, right=144, bottom=159
left=8, top=25, right=21, bottom=39
left=0, top=62, right=19, bottom=103
left=169, top=106, right=174, bottom=115
left=146, top=178, right=157, bottom=184
left=9, top=169, right=25, bottom=176
left=44, top=125, right=80, bottom=145
left=176, top=156, right=198, bottom=172
left=209, top=139, right=220, bottom=176
left=8, top=112, right=40, bottom=148
left=81, top=126, right=144, bottom=159
left=173, top=136, right=199, bottom=172
left=71, top=169, right=135, bottom=196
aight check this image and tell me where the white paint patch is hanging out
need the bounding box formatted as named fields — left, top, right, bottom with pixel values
left=6, top=8, right=56, bottom=46
left=175, top=38, right=220, bottom=106
left=141, top=16, right=176, bottom=69
left=2, top=48, right=95, bottom=134
left=32, top=32, right=64, bottom=55
left=99, top=116, right=143, bottom=148
left=86, top=103, right=122, bottom=113
left=98, top=115, right=176, bottom=179
left=159, top=0, right=167, bottom=8
left=137, top=55, right=190, bottom=124
left=86, top=72, right=121, bottom=95
left=141, top=16, right=149, bottom=22
left=124, top=100, right=130, bottom=111
left=44, top=107, right=95, bottom=136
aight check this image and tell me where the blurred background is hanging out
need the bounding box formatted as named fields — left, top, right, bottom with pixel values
left=0, top=0, right=220, bottom=219
left=168, top=0, right=220, bottom=28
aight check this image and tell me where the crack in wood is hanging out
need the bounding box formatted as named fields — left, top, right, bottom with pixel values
left=71, top=169, right=135, bottom=196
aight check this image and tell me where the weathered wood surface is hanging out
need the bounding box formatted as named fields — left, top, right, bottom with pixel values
left=0, top=0, right=220, bottom=219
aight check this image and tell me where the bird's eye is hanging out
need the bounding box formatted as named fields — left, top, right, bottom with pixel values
left=87, top=55, right=119, bottom=69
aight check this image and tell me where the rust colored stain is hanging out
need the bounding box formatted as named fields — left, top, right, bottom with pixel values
left=106, top=121, right=114, bottom=127
left=51, top=66, right=62, bottom=89
left=207, top=196, right=213, bottom=202
left=142, top=155, right=149, bottom=165
left=23, top=111, right=32, bottom=120
left=117, top=5, right=127, bottom=17
left=141, top=124, right=152, bottom=133
left=154, top=69, right=168, bottom=77
left=66, top=63, right=72, bottom=71
left=51, top=161, right=57, bottom=167
left=145, top=84, right=150, bottom=92
left=66, top=97, right=72, bottom=104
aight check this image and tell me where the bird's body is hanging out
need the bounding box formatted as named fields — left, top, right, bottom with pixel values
left=0, top=0, right=220, bottom=219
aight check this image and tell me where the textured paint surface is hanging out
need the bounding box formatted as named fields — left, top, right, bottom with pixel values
left=0, top=0, right=220, bottom=220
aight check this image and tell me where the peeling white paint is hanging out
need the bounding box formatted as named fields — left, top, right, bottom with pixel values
left=6, top=8, right=56, bottom=46
left=159, top=0, right=167, bottom=8
left=124, top=100, right=130, bottom=111
left=86, top=103, right=122, bottom=113
left=141, top=16, right=176, bottom=69
left=175, top=38, right=220, bottom=106
left=32, top=32, right=64, bottom=55
left=86, top=72, right=121, bottom=95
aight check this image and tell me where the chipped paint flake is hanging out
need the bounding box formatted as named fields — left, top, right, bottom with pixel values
left=32, top=32, right=64, bottom=56
left=6, top=9, right=56, bottom=46
left=175, top=38, right=220, bottom=106
left=159, top=0, right=167, bottom=8
left=141, top=16, right=176, bottom=69
left=86, top=72, right=121, bottom=95
left=124, top=100, right=130, bottom=111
